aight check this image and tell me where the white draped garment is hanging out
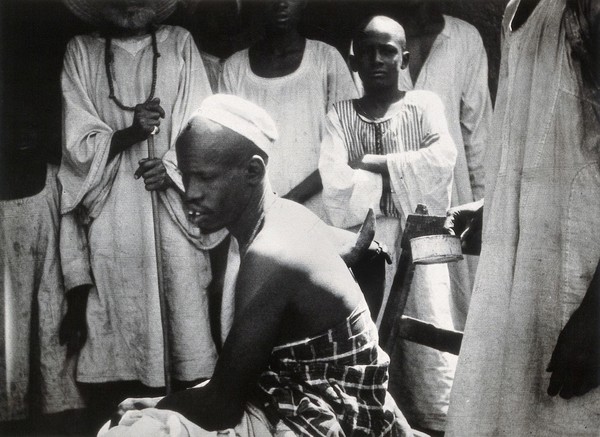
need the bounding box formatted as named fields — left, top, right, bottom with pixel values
left=58, top=26, right=224, bottom=386
left=219, top=39, right=358, bottom=219
left=397, top=15, right=492, bottom=328
left=0, top=165, right=84, bottom=420
left=447, top=0, right=600, bottom=434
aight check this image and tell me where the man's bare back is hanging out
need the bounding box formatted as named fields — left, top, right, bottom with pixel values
left=236, top=197, right=365, bottom=345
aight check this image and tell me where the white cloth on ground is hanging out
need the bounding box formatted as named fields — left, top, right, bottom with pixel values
left=447, top=0, right=600, bottom=435
left=319, top=92, right=457, bottom=431
left=97, top=404, right=295, bottom=437
left=0, top=165, right=84, bottom=420
left=58, top=25, right=223, bottom=385
left=219, top=39, right=358, bottom=219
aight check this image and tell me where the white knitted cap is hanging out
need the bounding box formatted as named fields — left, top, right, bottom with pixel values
left=197, top=94, right=278, bottom=157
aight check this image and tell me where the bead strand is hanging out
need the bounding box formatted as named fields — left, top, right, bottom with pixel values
left=105, top=29, right=160, bottom=111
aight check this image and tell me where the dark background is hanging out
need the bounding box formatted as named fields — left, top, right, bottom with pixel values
left=0, top=0, right=509, bottom=200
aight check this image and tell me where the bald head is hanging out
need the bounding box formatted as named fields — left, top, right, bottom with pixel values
left=351, top=15, right=409, bottom=94
left=354, top=16, right=406, bottom=52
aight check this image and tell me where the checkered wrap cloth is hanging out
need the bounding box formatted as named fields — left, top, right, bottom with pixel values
left=255, top=304, right=412, bottom=436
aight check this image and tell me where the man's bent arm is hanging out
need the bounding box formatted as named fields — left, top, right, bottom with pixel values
left=156, top=253, right=289, bottom=430
left=283, top=170, right=323, bottom=204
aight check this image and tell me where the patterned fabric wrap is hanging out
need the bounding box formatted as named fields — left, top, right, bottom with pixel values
left=256, top=305, right=404, bottom=436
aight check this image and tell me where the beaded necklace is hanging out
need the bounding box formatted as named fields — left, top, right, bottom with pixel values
left=104, top=29, right=161, bottom=111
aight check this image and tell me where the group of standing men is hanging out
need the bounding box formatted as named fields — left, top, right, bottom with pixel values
left=1, top=0, right=599, bottom=435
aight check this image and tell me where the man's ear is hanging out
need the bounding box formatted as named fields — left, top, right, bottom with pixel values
left=401, top=51, right=410, bottom=70
left=246, top=155, right=266, bottom=186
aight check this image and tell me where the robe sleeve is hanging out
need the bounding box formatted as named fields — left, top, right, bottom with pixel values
left=163, top=31, right=213, bottom=193
left=460, top=33, right=492, bottom=201
left=325, top=45, right=359, bottom=111
left=58, top=37, right=119, bottom=215
left=387, top=94, right=457, bottom=217
left=319, top=110, right=383, bottom=229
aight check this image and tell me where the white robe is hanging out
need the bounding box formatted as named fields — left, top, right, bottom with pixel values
left=219, top=39, right=358, bottom=219
left=397, top=16, right=492, bottom=328
left=0, top=165, right=84, bottom=419
left=58, top=26, right=224, bottom=386
left=447, top=0, right=600, bottom=435
left=319, top=91, right=457, bottom=430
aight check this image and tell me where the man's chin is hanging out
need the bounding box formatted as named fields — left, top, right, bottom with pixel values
left=103, top=8, right=157, bottom=32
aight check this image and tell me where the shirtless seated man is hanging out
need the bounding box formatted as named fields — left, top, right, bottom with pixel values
left=103, top=94, right=413, bottom=437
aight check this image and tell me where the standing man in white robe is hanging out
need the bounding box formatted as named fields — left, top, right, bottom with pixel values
left=445, top=0, right=600, bottom=435
left=395, top=2, right=492, bottom=327
left=319, top=16, right=457, bottom=435
left=219, top=0, right=357, bottom=219
left=58, top=0, right=222, bottom=424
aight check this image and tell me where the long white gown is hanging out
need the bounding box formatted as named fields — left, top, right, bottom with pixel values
left=447, top=0, right=600, bottom=434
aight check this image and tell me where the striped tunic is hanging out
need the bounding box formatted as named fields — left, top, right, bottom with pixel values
left=332, top=99, right=425, bottom=219
left=319, top=91, right=456, bottom=231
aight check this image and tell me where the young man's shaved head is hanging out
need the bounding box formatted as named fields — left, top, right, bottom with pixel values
left=351, top=15, right=409, bottom=94
left=354, top=15, right=407, bottom=51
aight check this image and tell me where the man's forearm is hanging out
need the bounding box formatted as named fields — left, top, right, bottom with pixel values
left=283, top=170, right=322, bottom=204
left=108, top=127, right=146, bottom=161
left=66, top=284, right=91, bottom=310
left=156, top=383, right=243, bottom=430
left=358, top=154, right=389, bottom=175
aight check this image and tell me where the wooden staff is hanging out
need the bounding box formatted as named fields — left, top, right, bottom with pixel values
left=148, top=132, right=172, bottom=394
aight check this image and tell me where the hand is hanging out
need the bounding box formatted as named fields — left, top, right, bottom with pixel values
left=419, top=132, right=440, bottom=148
left=547, top=263, right=600, bottom=399
left=110, top=396, right=163, bottom=427
left=130, top=98, right=165, bottom=142
left=444, top=199, right=484, bottom=255
left=118, top=397, right=163, bottom=414
left=155, top=387, right=241, bottom=431
left=134, top=158, right=173, bottom=191
left=155, top=388, right=202, bottom=422
left=59, top=285, right=91, bottom=357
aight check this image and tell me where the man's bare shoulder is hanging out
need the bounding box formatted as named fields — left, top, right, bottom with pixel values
left=250, top=199, right=334, bottom=264
left=238, top=198, right=354, bottom=293
left=238, top=199, right=363, bottom=337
